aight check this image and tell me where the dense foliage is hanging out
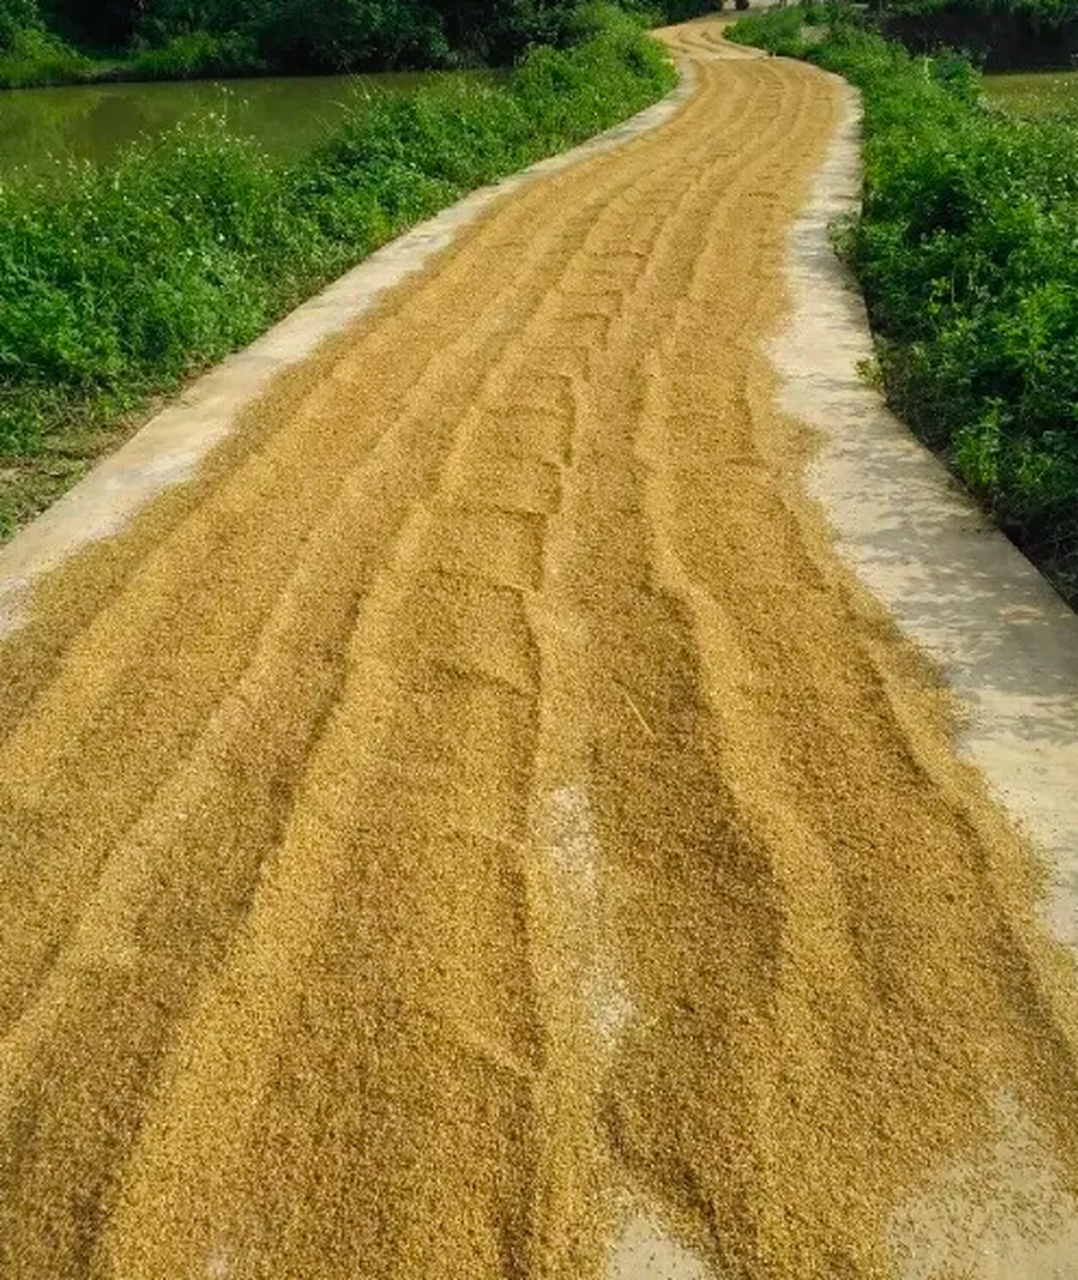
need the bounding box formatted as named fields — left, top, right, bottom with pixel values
left=880, top=0, right=1078, bottom=69
left=730, top=7, right=1078, bottom=600
left=0, top=0, right=714, bottom=83
left=0, top=0, right=94, bottom=83
left=43, top=0, right=582, bottom=69
left=0, top=0, right=40, bottom=49
left=883, top=0, right=1078, bottom=19
left=0, top=6, right=675, bottom=502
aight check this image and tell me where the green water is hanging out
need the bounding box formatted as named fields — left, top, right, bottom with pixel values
left=985, top=69, right=1078, bottom=119
left=0, top=70, right=483, bottom=182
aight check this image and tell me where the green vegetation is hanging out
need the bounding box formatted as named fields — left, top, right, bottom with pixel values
left=0, top=0, right=713, bottom=87
left=0, top=5, right=676, bottom=534
left=879, top=0, right=1078, bottom=70
left=0, top=73, right=499, bottom=182
left=985, top=67, right=1078, bottom=117
left=0, top=0, right=94, bottom=87
left=0, top=0, right=582, bottom=85
left=730, top=7, right=1078, bottom=602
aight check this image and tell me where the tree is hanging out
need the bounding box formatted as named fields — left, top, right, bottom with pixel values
left=240, top=0, right=450, bottom=71
left=429, top=0, right=582, bottom=62
left=41, top=0, right=150, bottom=47
left=0, top=0, right=42, bottom=50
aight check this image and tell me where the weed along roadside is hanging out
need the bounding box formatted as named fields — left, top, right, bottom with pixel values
left=729, top=6, right=1078, bottom=609
left=0, top=5, right=680, bottom=538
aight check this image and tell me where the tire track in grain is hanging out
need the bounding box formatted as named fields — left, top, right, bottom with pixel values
left=0, top=85, right=751, bottom=1060
left=0, top=149, right=671, bottom=1034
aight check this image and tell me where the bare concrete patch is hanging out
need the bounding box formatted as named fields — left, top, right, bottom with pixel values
left=888, top=1095, right=1078, bottom=1280
left=0, top=63, right=695, bottom=640
left=606, top=1201, right=719, bottom=1280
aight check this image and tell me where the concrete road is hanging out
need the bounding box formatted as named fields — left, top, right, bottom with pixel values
left=2, top=18, right=1078, bottom=1280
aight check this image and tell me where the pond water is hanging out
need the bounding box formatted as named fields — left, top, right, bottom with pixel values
left=0, top=70, right=486, bottom=183
left=984, top=69, right=1078, bottom=119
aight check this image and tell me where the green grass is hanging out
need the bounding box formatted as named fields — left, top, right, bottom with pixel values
left=730, top=7, right=1078, bottom=605
left=985, top=68, right=1078, bottom=118
left=0, top=5, right=675, bottom=537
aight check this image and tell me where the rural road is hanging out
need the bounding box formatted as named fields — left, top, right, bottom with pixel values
left=3, top=16, right=1078, bottom=1280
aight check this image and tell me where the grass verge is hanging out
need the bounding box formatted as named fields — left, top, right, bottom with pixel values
left=0, top=5, right=675, bottom=538
left=730, top=6, right=1078, bottom=605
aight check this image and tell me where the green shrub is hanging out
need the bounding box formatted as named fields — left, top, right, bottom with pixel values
left=730, top=6, right=1078, bottom=600
left=8, top=0, right=720, bottom=86
left=237, top=0, right=452, bottom=73
left=36, top=0, right=602, bottom=76
left=0, top=0, right=40, bottom=50
left=127, top=29, right=263, bottom=77
left=0, top=21, right=92, bottom=84
left=880, top=0, right=1078, bottom=71
left=727, top=7, right=814, bottom=54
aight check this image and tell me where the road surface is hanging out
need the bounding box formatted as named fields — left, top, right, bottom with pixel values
left=2, top=17, right=1078, bottom=1280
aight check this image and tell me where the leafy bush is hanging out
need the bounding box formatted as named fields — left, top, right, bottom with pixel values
left=730, top=7, right=1078, bottom=600
left=8, top=0, right=719, bottom=85
left=726, top=7, right=813, bottom=54
left=0, top=22, right=91, bottom=84
left=127, top=28, right=263, bottom=77
left=881, top=0, right=1078, bottom=70
left=33, top=0, right=605, bottom=75
left=235, top=0, right=451, bottom=72
left=0, top=0, right=40, bottom=50
left=0, top=10, right=675, bottom=463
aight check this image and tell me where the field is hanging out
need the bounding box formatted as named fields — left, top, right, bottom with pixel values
left=985, top=68, right=1078, bottom=117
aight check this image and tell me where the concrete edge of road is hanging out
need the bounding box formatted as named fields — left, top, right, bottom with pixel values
left=0, top=58, right=698, bottom=640
left=772, top=78, right=1078, bottom=954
